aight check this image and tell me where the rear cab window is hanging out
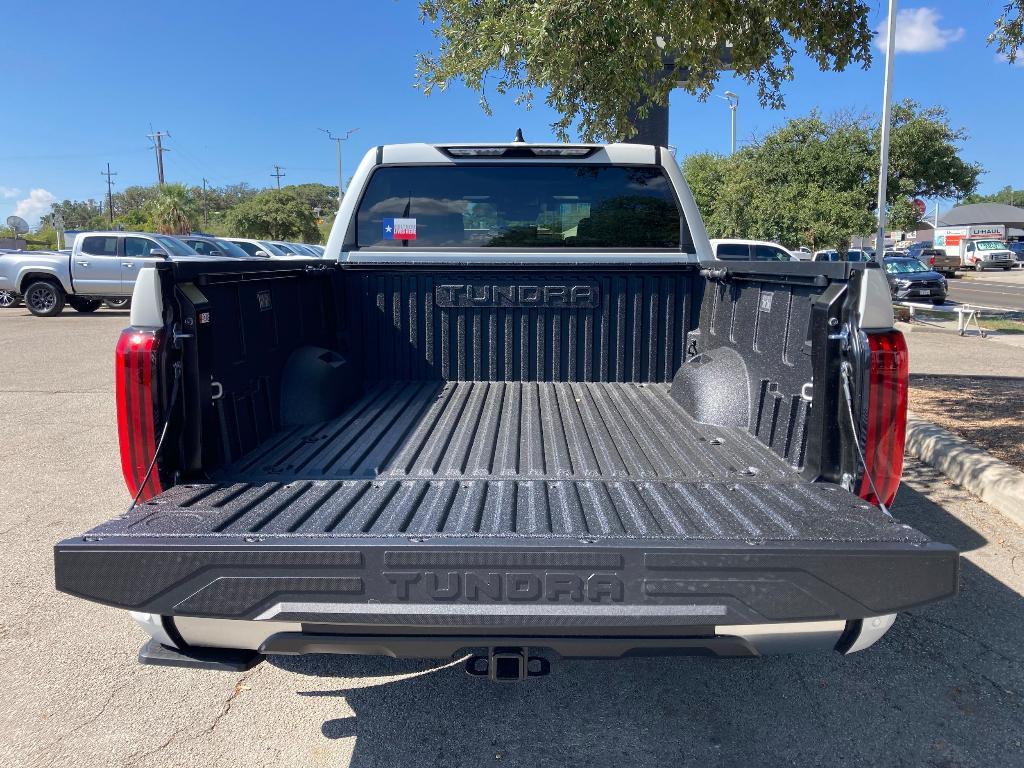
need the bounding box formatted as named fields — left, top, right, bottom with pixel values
left=355, top=164, right=689, bottom=250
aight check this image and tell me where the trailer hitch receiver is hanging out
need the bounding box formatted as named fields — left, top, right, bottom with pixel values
left=465, top=647, right=551, bottom=681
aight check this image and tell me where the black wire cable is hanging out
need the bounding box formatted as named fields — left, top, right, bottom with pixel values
left=127, top=363, right=182, bottom=514
left=840, top=361, right=890, bottom=517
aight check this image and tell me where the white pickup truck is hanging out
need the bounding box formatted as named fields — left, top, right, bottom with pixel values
left=0, top=231, right=202, bottom=316
left=54, top=141, right=957, bottom=680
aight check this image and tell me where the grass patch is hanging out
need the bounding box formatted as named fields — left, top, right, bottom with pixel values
left=978, top=318, right=1024, bottom=334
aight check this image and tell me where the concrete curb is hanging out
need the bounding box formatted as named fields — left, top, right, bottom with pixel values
left=905, top=412, right=1024, bottom=528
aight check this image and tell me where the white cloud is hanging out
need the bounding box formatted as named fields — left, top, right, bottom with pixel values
left=0, top=186, right=20, bottom=199
left=995, top=51, right=1024, bottom=67
left=876, top=7, right=965, bottom=53
left=12, top=188, right=57, bottom=225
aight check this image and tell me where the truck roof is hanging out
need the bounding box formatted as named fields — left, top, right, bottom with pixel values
left=379, top=142, right=664, bottom=165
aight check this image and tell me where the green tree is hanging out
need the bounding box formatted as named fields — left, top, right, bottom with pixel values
left=111, top=185, right=161, bottom=219
left=416, top=0, right=877, bottom=140
left=683, top=103, right=979, bottom=250
left=41, top=199, right=103, bottom=230
left=281, top=183, right=339, bottom=216
left=114, top=208, right=156, bottom=232
left=965, top=184, right=1024, bottom=207
left=225, top=190, right=320, bottom=242
left=148, top=184, right=197, bottom=235
left=885, top=101, right=981, bottom=214
left=991, top=2, right=1023, bottom=62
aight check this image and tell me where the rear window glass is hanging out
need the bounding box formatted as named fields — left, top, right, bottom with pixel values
left=356, top=164, right=687, bottom=250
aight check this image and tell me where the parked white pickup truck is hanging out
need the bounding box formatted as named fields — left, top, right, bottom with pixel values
left=0, top=231, right=203, bottom=316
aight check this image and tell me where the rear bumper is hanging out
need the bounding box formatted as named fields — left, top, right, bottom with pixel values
left=140, top=612, right=896, bottom=659
left=54, top=536, right=959, bottom=629
left=893, top=286, right=946, bottom=300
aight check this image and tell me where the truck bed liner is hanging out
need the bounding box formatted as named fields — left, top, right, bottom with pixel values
left=229, top=380, right=797, bottom=484
left=99, top=381, right=910, bottom=542
left=55, top=382, right=957, bottom=625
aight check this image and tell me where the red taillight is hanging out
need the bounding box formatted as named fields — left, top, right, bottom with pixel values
left=116, top=329, right=163, bottom=501
left=929, top=256, right=935, bottom=265
left=858, top=330, right=909, bottom=508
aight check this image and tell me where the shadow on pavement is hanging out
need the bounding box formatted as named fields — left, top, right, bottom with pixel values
left=268, top=471, right=1021, bottom=767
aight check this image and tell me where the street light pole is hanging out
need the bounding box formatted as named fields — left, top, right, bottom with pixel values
left=320, top=127, right=359, bottom=206
left=718, top=92, right=739, bottom=155
left=875, top=0, right=899, bottom=260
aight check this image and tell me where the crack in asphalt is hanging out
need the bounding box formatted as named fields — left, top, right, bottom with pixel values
left=123, top=665, right=263, bottom=767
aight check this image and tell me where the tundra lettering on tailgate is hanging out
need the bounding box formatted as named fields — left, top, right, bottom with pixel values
left=383, top=571, right=624, bottom=602
left=436, top=280, right=600, bottom=308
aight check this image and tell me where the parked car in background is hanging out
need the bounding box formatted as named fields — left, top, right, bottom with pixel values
left=934, top=226, right=1014, bottom=271
left=1007, top=241, right=1024, bottom=267
left=906, top=241, right=933, bottom=260
left=223, top=238, right=287, bottom=258
left=813, top=249, right=872, bottom=262
left=0, top=249, right=23, bottom=306
left=963, top=239, right=1015, bottom=271
left=179, top=235, right=254, bottom=259
left=0, top=232, right=204, bottom=317
left=268, top=241, right=320, bottom=257
left=288, top=243, right=324, bottom=256
left=710, top=238, right=794, bottom=261
left=918, top=247, right=960, bottom=277
left=883, top=256, right=947, bottom=304
left=0, top=287, right=20, bottom=307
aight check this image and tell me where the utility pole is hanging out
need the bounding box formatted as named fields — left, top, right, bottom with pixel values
left=718, top=91, right=739, bottom=155
left=875, top=0, right=899, bottom=260
left=271, top=165, right=286, bottom=189
left=101, top=162, right=118, bottom=224
left=320, top=127, right=359, bottom=205
left=147, top=130, right=170, bottom=185
left=201, top=178, right=209, bottom=228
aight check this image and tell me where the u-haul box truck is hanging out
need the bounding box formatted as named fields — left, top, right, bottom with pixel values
left=933, top=225, right=1014, bottom=270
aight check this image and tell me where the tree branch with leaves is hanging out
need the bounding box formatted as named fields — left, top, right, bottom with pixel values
left=416, top=0, right=874, bottom=141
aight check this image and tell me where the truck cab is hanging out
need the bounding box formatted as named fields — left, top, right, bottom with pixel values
left=963, top=239, right=1014, bottom=271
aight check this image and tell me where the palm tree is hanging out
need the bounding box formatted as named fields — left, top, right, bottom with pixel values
left=149, top=184, right=196, bottom=235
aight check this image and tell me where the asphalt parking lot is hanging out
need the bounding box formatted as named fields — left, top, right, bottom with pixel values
left=946, top=267, right=1024, bottom=311
left=1, top=310, right=1022, bottom=768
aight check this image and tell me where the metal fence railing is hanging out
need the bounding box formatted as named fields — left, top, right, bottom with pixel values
left=894, top=301, right=1023, bottom=338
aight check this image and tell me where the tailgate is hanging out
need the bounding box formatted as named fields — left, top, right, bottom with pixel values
left=55, top=478, right=957, bottom=627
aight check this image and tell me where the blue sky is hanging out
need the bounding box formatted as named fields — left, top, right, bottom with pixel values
left=1, top=0, right=1020, bottom=224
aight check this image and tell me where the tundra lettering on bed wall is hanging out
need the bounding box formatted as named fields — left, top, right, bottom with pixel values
left=435, top=281, right=600, bottom=308
left=383, top=571, right=625, bottom=602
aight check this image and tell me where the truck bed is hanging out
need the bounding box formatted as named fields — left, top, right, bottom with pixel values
left=55, top=381, right=957, bottom=627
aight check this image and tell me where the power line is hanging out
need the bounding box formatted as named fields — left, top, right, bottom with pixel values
left=147, top=130, right=171, bottom=185
left=271, top=164, right=286, bottom=189
left=101, top=162, right=118, bottom=224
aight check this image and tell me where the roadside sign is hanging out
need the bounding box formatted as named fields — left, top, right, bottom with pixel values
left=912, top=199, right=926, bottom=218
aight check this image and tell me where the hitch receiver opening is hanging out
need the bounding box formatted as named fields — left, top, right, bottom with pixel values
left=465, top=647, right=551, bottom=682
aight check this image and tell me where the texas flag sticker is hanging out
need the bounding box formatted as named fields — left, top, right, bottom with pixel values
left=383, top=217, right=417, bottom=240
